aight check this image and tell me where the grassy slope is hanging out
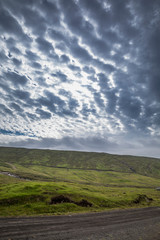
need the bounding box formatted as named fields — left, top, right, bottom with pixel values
left=0, top=147, right=160, bottom=178
left=0, top=147, right=160, bottom=216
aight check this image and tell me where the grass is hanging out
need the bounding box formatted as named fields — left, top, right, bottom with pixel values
left=0, top=179, right=160, bottom=216
left=0, top=147, right=160, bottom=178
left=0, top=147, right=160, bottom=216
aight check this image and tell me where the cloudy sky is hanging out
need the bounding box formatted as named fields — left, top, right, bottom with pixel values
left=0, top=0, right=160, bottom=158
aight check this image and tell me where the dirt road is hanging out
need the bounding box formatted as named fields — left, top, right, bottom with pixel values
left=0, top=207, right=160, bottom=240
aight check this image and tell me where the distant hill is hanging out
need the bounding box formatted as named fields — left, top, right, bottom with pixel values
left=0, top=147, right=160, bottom=179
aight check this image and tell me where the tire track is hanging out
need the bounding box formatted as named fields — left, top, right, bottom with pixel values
left=0, top=207, right=160, bottom=240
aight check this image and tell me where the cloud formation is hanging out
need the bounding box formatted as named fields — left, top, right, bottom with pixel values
left=0, top=0, right=160, bottom=158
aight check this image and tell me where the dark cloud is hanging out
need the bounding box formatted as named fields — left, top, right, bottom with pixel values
left=55, top=42, right=67, bottom=51
left=93, top=59, right=115, bottom=73
left=68, top=64, right=81, bottom=72
left=68, top=98, right=79, bottom=111
left=98, top=73, right=109, bottom=90
left=8, top=52, right=12, bottom=58
left=60, top=54, right=70, bottom=63
left=35, top=77, right=48, bottom=86
left=118, top=92, right=142, bottom=119
left=140, top=29, right=160, bottom=102
left=36, top=37, right=54, bottom=55
left=36, top=90, right=80, bottom=118
left=26, top=112, right=38, bottom=121
left=87, top=75, right=97, bottom=82
left=37, top=90, right=65, bottom=114
left=12, top=89, right=30, bottom=100
left=93, top=92, right=105, bottom=109
left=59, top=89, right=71, bottom=97
left=0, top=129, right=25, bottom=136
left=10, top=47, right=21, bottom=55
left=0, top=78, right=10, bottom=93
left=60, top=109, right=78, bottom=118
left=48, top=28, right=67, bottom=43
left=81, top=103, right=97, bottom=118
left=4, top=71, right=28, bottom=86
left=39, top=0, right=61, bottom=26
left=104, top=89, right=117, bottom=115
left=0, top=50, right=8, bottom=63
left=36, top=108, right=51, bottom=119
left=80, top=0, right=112, bottom=28
left=149, top=75, right=160, bottom=102
left=12, top=58, right=22, bottom=67
left=52, top=71, right=68, bottom=82
left=25, top=50, right=39, bottom=61
left=83, top=66, right=95, bottom=75
left=0, top=103, right=12, bottom=116
left=5, top=37, right=16, bottom=48
left=0, top=8, right=27, bottom=41
left=59, top=89, right=79, bottom=114
left=21, top=7, right=47, bottom=36
left=9, top=102, right=24, bottom=113
left=69, top=38, right=92, bottom=63
left=31, top=62, right=42, bottom=69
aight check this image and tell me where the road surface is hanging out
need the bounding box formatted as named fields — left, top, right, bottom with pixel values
left=0, top=207, right=160, bottom=240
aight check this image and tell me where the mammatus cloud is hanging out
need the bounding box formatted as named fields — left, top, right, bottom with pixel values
left=0, top=0, right=160, bottom=158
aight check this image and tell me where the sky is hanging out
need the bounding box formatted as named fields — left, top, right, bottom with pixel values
left=0, top=0, right=160, bottom=158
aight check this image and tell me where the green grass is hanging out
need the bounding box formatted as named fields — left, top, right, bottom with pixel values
left=0, top=147, right=160, bottom=216
left=0, top=179, right=160, bottom=216
left=0, top=147, right=160, bottom=178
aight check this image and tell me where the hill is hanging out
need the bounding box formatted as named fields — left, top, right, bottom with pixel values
left=0, top=146, right=160, bottom=178
left=0, top=147, right=160, bottom=217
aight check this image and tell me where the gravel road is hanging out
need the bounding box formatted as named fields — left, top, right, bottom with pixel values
left=0, top=207, right=160, bottom=240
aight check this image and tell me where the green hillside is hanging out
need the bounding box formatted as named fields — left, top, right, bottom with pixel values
left=0, top=147, right=160, bottom=178
left=0, top=147, right=160, bottom=217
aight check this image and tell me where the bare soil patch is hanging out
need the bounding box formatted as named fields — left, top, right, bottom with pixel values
left=50, top=195, right=92, bottom=207
left=133, top=194, right=153, bottom=204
